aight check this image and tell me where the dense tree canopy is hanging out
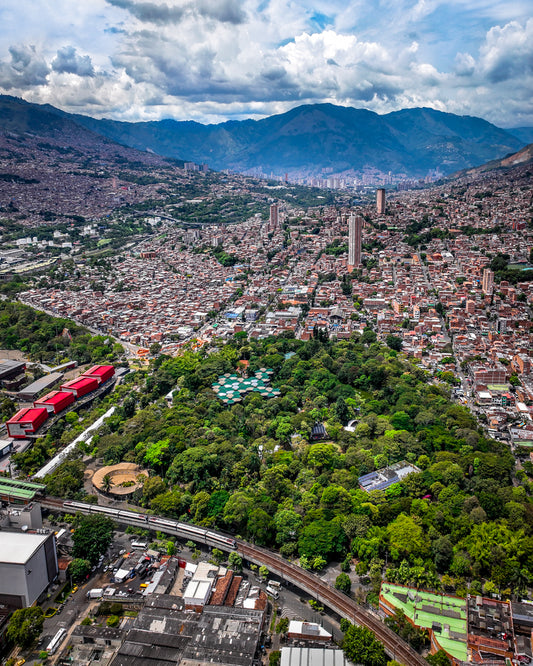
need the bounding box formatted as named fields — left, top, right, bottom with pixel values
left=72, top=515, right=114, bottom=565
left=68, top=558, right=92, bottom=582
left=0, top=300, right=123, bottom=364
left=6, top=606, right=44, bottom=648
left=335, top=572, right=352, bottom=594
left=38, top=333, right=533, bottom=596
left=341, top=624, right=387, bottom=666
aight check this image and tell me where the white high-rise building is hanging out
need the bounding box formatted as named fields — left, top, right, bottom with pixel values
left=347, top=214, right=362, bottom=271
left=377, top=188, right=386, bottom=214
left=482, top=268, right=494, bottom=295
left=269, top=204, right=279, bottom=231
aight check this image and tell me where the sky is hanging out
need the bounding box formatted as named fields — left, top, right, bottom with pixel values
left=0, top=0, right=531, bottom=128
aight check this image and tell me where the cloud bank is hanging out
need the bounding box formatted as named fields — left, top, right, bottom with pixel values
left=0, top=0, right=531, bottom=127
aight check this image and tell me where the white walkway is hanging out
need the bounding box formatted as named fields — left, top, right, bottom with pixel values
left=33, top=406, right=116, bottom=479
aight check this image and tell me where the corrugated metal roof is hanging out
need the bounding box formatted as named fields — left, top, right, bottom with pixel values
left=18, top=372, right=64, bottom=396
left=62, top=376, right=98, bottom=388
left=7, top=407, right=48, bottom=425
left=0, top=483, right=35, bottom=500
left=0, top=360, right=25, bottom=379
left=0, top=477, right=45, bottom=492
left=36, top=390, right=73, bottom=405
left=84, top=364, right=114, bottom=376
left=280, top=647, right=347, bottom=666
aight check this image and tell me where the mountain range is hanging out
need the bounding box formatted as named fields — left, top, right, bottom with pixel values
left=0, top=94, right=169, bottom=166
left=454, top=139, right=533, bottom=179
left=1, top=95, right=531, bottom=178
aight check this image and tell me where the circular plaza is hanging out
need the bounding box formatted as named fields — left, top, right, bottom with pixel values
left=92, top=462, right=148, bottom=497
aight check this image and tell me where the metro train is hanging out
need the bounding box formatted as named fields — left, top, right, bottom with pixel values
left=62, top=500, right=236, bottom=549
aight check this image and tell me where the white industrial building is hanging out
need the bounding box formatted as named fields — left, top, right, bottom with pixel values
left=183, top=561, right=219, bottom=611
left=0, top=503, right=42, bottom=530
left=287, top=621, right=332, bottom=642
left=0, top=532, right=58, bottom=607
left=281, top=647, right=348, bottom=666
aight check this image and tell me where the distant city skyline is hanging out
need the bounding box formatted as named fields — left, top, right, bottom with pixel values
left=0, top=1, right=531, bottom=128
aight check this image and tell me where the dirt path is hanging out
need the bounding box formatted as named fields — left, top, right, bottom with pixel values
left=168, top=565, right=186, bottom=596
left=0, top=349, right=27, bottom=361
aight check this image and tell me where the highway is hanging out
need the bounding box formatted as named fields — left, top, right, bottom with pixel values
left=40, top=497, right=428, bottom=666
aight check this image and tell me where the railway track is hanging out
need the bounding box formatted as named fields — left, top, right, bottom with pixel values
left=41, top=497, right=428, bottom=665
left=238, top=541, right=428, bottom=666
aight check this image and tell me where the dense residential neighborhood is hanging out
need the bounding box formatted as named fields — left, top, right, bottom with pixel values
left=11, top=157, right=533, bottom=451
left=1, top=101, right=533, bottom=666
left=1, top=0, right=533, bottom=662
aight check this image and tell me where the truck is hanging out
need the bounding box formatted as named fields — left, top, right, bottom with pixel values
left=266, top=585, right=279, bottom=599
left=87, top=588, right=104, bottom=599
left=138, top=563, right=150, bottom=579
left=111, top=555, right=124, bottom=571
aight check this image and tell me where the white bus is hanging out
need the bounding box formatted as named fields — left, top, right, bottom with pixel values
left=130, top=541, right=148, bottom=550
left=46, top=627, right=67, bottom=655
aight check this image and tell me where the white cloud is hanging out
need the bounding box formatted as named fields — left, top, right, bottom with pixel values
left=106, top=0, right=246, bottom=25
left=454, top=52, right=475, bottom=77
left=479, top=18, right=533, bottom=83
left=0, top=1, right=531, bottom=127
left=409, top=0, right=439, bottom=22
left=0, top=44, right=50, bottom=89
left=52, top=46, right=95, bottom=77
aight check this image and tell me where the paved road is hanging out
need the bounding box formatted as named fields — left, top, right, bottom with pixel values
left=41, top=497, right=428, bottom=665
left=238, top=541, right=427, bottom=666
left=16, top=298, right=142, bottom=358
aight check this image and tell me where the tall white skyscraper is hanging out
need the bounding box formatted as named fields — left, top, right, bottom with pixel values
left=269, top=203, right=279, bottom=231
left=347, top=214, right=362, bottom=271
left=377, top=188, right=386, bottom=214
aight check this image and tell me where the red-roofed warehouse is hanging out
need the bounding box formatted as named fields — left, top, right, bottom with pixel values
left=61, top=376, right=99, bottom=398
left=6, top=408, right=49, bottom=439
left=82, top=365, right=115, bottom=384
left=34, top=390, right=75, bottom=415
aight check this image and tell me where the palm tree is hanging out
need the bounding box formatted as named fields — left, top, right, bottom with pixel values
left=102, top=474, right=113, bottom=493
left=510, top=567, right=530, bottom=598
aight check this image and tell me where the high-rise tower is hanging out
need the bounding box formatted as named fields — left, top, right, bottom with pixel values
left=377, top=188, right=386, bottom=214
left=347, top=214, right=362, bottom=272
left=482, top=268, right=494, bottom=295
left=269, top=203, right=279, bottom=231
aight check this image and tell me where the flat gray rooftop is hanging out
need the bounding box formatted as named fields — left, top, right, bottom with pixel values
left=0, top=531, right=50, bottom=564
